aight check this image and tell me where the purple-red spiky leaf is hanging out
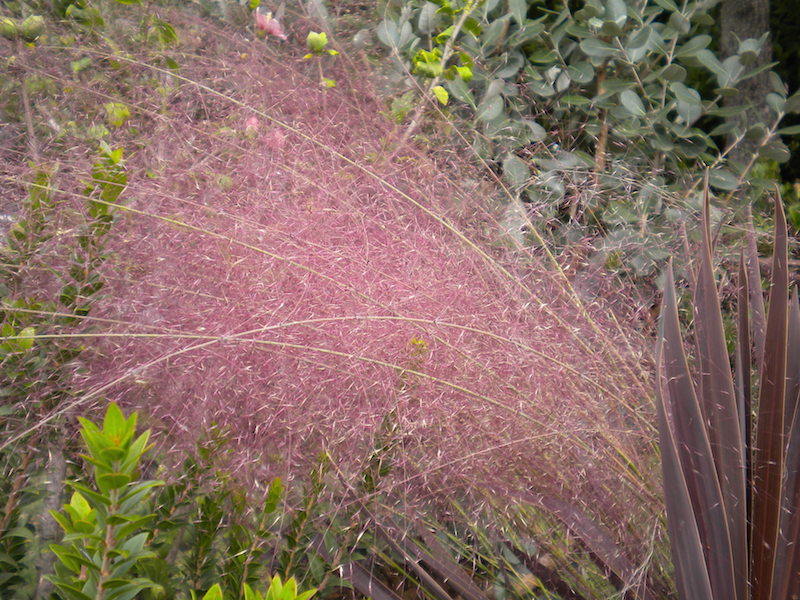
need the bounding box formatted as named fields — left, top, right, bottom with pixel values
left=784, top=290, right=800, bottom=438
left=751, top=194, right=789, bottom=600
left=657, top=261, right=734, bottom=600
left=744, top=204, right=768, bottom=372
left=771, top=401, right=800, bottom=600
left=735, top=254, right=753, bottom=534
left=692, top=177, right=747, bottom=599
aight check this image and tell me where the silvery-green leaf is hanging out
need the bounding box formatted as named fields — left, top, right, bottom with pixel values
left=659, top=63, right=687, bottom=82
left=605, top=0, right=627, bottom=26
left=620, top=89, right=646, bottom=117
left=567, top=61, right=594, bottom=84
left=667, top=12, right=690, bottom=34
left=482, top=14, right=511, bottom=50
left=670, top=82, right=701, bottom=105
left=561, top=94, right=591, bottom=106
left=502, top=153, right=530, bottom=188
left=417, top=2, right=439, bottom=35
left=476, top=94, right=504, bottom=122
left=708, top=168, right=739, bottom=191
left=376, top=19, right=398, bottom=47
left=787, top=92, right=800, bottom=113
left=626, top=25, right=655, bottom=62
left=695, top=49, right=728, bottom=86
left=445, top=78, right=475, bottom=108
left=652, top=0, right=678, bottom=11
left=555, top=70, right=571, bottom=93
left=675, top=34, right=711, bottom=58
left=508, top=0, right=527, bottom=26
left=529, top=80, right=555, bottom=97
left=580, top=38, right=617, bottom=57
left=767, top=92, right=786, bottom=114
left=760, top=139, right=791, bottom=162
left=522, top=119, right=547, bottom=142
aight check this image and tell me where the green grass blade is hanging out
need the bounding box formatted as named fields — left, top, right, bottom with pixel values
left=693, top=178, right=747, bottom=599
left=657, top=261, right=733, bottom=600
left=751, top=195, right=789, bottom=600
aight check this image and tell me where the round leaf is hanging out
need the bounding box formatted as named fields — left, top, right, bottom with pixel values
left=502, top=153, right=530, bottom=188
left=620, top=90, right=646, bottom=117
left=708, top=168, right=740, bottom=191
left=476, top=94, right=504, bottom=122
left=580, top=38, right=617, bottom=58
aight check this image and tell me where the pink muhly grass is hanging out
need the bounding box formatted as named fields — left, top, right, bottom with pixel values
left=8, top=9, right=663, bottom=575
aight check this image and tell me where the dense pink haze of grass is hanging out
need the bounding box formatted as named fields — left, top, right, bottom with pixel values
left=2, top=9, right=662, bottom=563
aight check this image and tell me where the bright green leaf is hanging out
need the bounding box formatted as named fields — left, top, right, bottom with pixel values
left=432, top=85, right=449, bottom=105
left=306, top=31, right=328, bottom=53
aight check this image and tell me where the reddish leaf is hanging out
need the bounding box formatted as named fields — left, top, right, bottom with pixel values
left=751, top=195, right=789, bottom=600
left=692, top=178, right=747, bottom=598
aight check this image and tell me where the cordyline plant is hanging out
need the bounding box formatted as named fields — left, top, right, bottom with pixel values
left=655, top=177, right=800, bottom=600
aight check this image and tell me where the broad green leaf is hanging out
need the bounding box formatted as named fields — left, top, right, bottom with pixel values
left=579, top=38, right=617, bottom=57
left=760, top=139, right=791, bottom=163
left=476, top=94, right=504, bottom=122
left=417, top=2, right=439, bottom=35
left=707, top=168, right=739, bottom=191
left=567, top=61, right=594, bottom=84
left=71, top=57, right=92, bottom=74
left=777, top=124, right=800, bottom=135
left=652, top=0, right=678, bottom=11
left=431, top=85, right=449, bottom=105
left=786, top=92, right=800, bottom=113
left=97, top=472, right=132, bottom=492
left=15, top=326, right=35, bottom=350
left=658, top=63, right=687, bottom=82
left=605, top=0, right=627, bottom=26
left=670, top=82, right=701, bottom=105
left=376, top=19, right=399, bottom=47
left=667, top=12, right=690, bottom=34
left=306, top=31, right=328, bottom=53
left=767, top=92, right=786, bottom=114
left=561, top=94, right=590, bottom=106
left=445, top=78, right=475, bottom=108
left=502, top=153, right=530, bottom=188
left=508, top=0, right=526, bottom=26
left=202, top=584, right=224, bottom=600
left=620, top=89, right=646, bottom=117
left=675, top=34, right=711, bottom=58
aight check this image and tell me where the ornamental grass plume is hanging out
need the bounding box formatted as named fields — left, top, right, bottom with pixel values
left=0, top=8, right=668, bottom=595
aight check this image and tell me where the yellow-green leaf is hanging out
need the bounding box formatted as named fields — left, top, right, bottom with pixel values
left=432, top=85, right=449, bottom=105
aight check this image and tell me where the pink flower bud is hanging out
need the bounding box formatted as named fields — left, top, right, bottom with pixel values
left=255, top=10, right=288, bottom=41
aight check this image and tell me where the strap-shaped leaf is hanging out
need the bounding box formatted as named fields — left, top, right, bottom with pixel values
left=734, top=255, right=752, bottom=536
left=744, top=204, right=768, bottom=371
left=784, top=290, right=800, bottom=438
left=657, top=261, right=734, bottom=599
left=771, top=400, right=800, bottom=600
left=751, top=195, right=789, bottom=600
left=693, top=178, right=747, bottom=600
